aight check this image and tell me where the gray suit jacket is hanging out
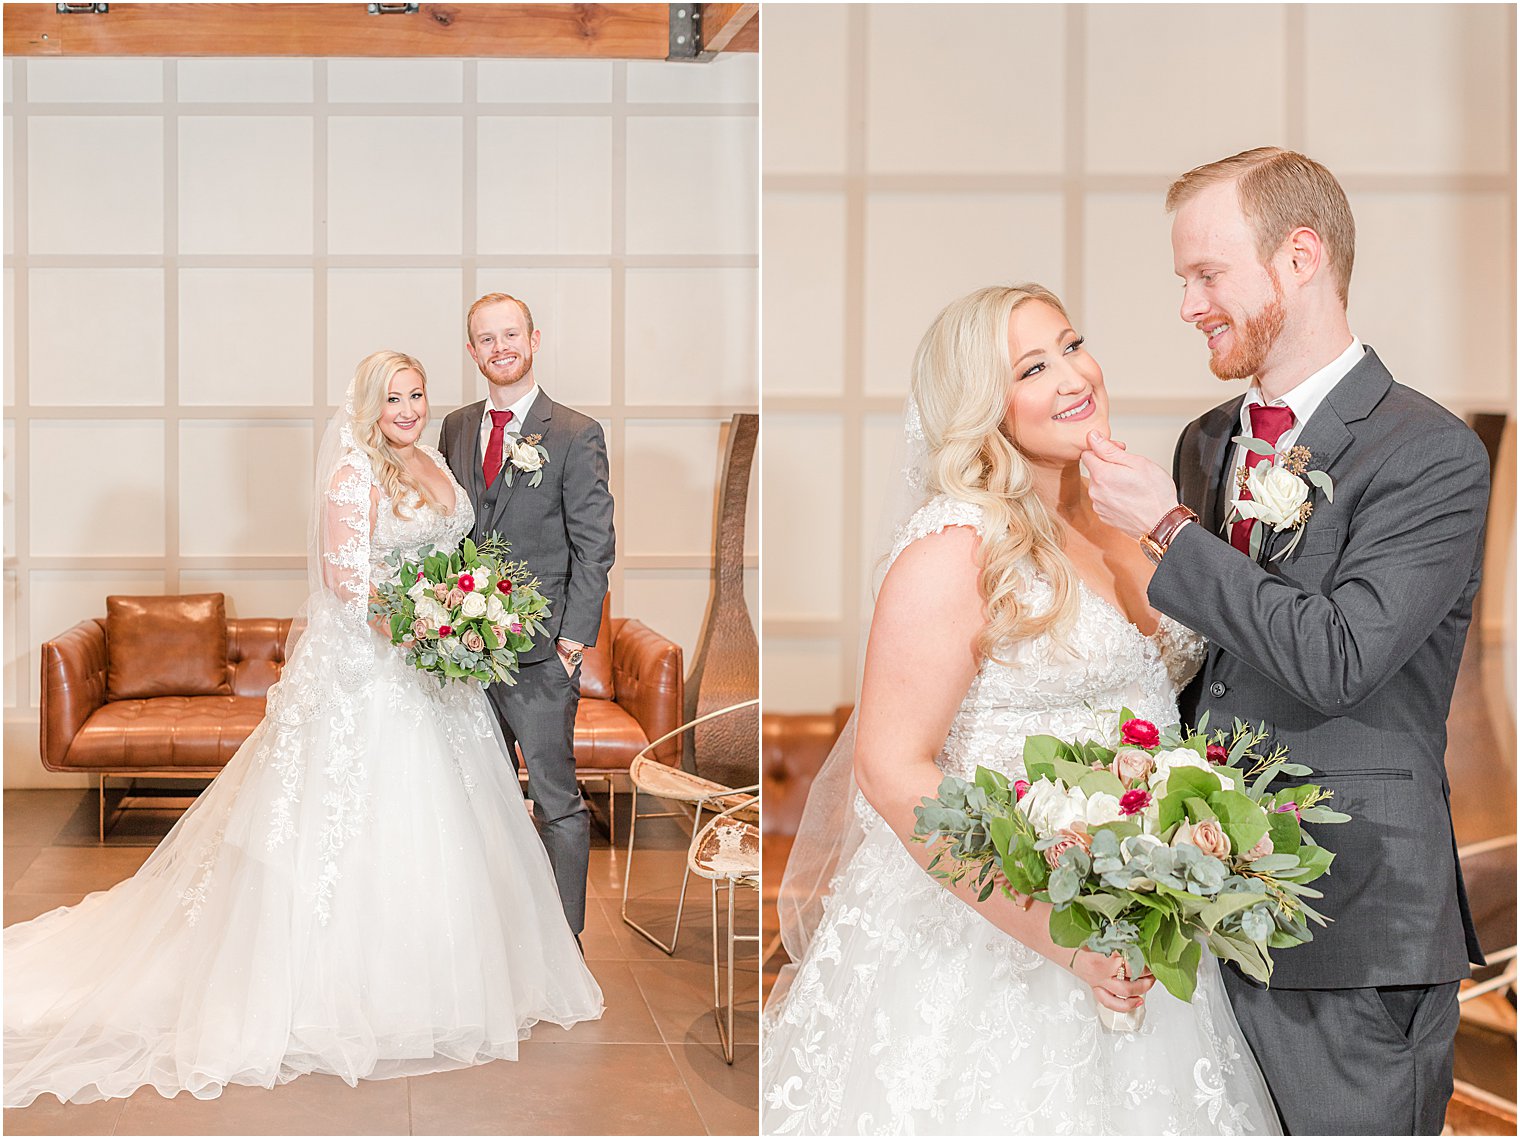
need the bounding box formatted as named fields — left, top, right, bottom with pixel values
left=438, top=390, right=615, bottom=664
left=1150, top=346, right=1488, bottom=989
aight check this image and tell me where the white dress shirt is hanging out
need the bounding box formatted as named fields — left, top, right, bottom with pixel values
left=1229, top=337, right=1364, bottom=488
left=477, top=383, right=540, bottom=466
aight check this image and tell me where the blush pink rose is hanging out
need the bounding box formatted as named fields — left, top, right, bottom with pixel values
left=461, top=630, right=485, bottom=653
left=1173, top=819, right=1231, bottom=859
left=1042, top=826, right=1093, bottom=870
left=432, top=582, right=451, bottom=603
left=1242, top=833, right=1274, bottom=862
left=445, top=587, right=466, bottom=609
left=1112, top=747, right=1156, bottom=787
left=411, top=617, right=429, bottom=639
left=490, top=623, right=509, bottom=644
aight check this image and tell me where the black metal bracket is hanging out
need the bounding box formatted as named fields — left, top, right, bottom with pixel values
left=366, top=2, right=419, bottom=13
left=668, top=3, right=715, bottom=63
left=54, top=3, right=108, bottom=12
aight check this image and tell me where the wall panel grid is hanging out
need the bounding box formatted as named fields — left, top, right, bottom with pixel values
left=760, top=3, right=1517, bottom=712
left=3, top=55, right=759, bottom=782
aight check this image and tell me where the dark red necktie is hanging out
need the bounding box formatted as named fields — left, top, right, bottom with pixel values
left=1230, top=403, right=1296, bottom=554
left=482, top=408, right=515, bottom=487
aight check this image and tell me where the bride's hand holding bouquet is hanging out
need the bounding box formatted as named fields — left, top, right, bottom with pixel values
left=368, top=532, right=551, bottom=687
left=914, top=710, right=1350, bottom=1029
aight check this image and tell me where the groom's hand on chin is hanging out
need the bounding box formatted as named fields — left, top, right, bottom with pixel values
left=1082, top=430, right=1181, bottom=540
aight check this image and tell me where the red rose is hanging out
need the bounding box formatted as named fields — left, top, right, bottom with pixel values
left=497, top=579, right=513, bottom=594
left=1119, top=789, right=1152, bottom=816
left=439, top=625, right=453, bottom=637
left=1119, top=718, right=1160, bottom=749
left=458, top=573, right=475, bottom=592
left=1014, top=779, right=1031, bottom=801
left=415, top=570, right=425, bottom=582
left=1205, top=744, right=1229, bottom=766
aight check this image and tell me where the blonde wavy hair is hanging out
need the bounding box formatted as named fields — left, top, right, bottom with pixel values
left=911, top=283, right=1082, bottom=660
left=348, top=349, right=442, bottom=519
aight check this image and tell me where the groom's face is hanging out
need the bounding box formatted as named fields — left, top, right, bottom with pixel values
left=1172, top=180, right=1288, bottom=381
left=467, top=300, right=541, bottom=389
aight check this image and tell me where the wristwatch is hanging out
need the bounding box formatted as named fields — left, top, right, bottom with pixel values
left=1139, top=505, right=1199, bottom=565
left=557, top=640, right=584, bottom=667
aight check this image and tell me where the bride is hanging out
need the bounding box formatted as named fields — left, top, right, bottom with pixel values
left=761, top=285, right=1281, bottom=1135
left=5, top=350, right=603, bottom=1108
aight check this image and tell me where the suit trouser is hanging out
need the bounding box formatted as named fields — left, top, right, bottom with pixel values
left=1221, top=967, right=1461, bottom=1135
left=485, top=655, right=590, bottom=935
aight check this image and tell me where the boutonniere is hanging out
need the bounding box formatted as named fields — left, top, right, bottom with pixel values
left=1224, top=437, right=1334, bottom=560
left=503, top=432, right=549, bottom=487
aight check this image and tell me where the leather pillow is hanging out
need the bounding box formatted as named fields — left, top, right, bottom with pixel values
left=106, top=594, right=232, bottom=701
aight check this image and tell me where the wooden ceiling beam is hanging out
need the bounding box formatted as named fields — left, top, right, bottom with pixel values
left=1, top=3, right=728, bottom=60
left=699, top=3, right=757, bottom=54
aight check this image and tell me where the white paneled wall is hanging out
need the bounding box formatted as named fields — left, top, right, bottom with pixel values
left=3, top=54, right=758, bottom=788
left=762, top=3, right=1516, bottom=713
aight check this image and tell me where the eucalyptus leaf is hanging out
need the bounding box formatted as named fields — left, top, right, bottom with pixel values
left=1232, top=435, right=1280, bottom=458
left=1306, top=469, right=1335, bottom=502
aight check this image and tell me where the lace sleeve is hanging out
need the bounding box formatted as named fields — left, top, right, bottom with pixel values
left=1156, top=616, right=1206, bottom=694
left=886, top=495, right=985, bottom=570
left=321, top=451, right=378, bottom=627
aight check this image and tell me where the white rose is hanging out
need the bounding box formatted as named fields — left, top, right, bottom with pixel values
left=512, top=441, right=544, bottom=472
left=1121, top=833, right=1165, bottom=862
left=1150, top=747, right=1235, bottom=797
left=414, top=596, right=448, bottom=625
left=485, top=594, right=508, bottom=624
left=1084, top=791, right=1122, bottom=827
left=1021, top=780, right=1087, bottom=838
left=1235, top=464, right=1309, bottom=529
left=460, top=591, right=488, bottom=619
left=406, top=577, right=428, bottom=603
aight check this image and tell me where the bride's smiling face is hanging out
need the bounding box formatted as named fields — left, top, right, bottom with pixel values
left=1001, top=300, right=1109, bottom=463
left=380, top=368, right=428, bottom=449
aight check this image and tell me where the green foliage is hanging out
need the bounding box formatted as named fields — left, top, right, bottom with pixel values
left=1210, top=789, right=1269, bottom=853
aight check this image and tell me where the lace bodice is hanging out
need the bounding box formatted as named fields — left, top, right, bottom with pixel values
left=889, top=495, right=1204, bottom=787
left=324, top=444, right=474, bottom=627
left=369, top=445, right=474, bottom=582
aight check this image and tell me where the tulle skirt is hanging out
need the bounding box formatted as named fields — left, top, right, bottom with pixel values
left=761, top=820, right=1282, bottom=1136
left=4, top=632, right=603, bottom=1107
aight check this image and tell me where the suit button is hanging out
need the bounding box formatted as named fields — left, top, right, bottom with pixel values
left=1210, top=681, right=1227, bottom=699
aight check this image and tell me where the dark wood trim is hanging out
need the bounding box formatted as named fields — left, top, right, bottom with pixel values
left=1, top=3, right=733, bottom=59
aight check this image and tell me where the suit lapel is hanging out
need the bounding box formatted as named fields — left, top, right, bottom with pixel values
left=1258, top=346, right=1389, bottom=561
left=1193, top=398, right=1243, bottom=535
left=487, top=388, right=554, bottom=536
left=456, top=400, right=488, bottom=523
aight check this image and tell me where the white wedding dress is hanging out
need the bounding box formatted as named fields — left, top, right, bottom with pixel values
left=4, top=442, right=603, bottom=1108
left=762, top=496, right=1281, bottom=1136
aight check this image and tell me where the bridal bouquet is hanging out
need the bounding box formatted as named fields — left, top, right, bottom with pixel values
left=912, top=712, right=1349, bottom=1009
left=368, top=533, right=551, bottom=687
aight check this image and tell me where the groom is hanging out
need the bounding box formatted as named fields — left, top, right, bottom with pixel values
left=438, top=292, right=616, bottom=940
left=1083, top=149, right=1488, bottom=1134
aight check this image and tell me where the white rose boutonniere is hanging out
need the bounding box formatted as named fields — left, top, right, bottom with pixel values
left=504, top=432, right=550, bottom=488
left=1225, top=438, right=1334, bottom=560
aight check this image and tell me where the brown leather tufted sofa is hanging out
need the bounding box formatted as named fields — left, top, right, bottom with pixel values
left=41, top=593, right=684, bottom=839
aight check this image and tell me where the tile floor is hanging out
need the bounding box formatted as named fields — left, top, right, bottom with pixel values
left=3, top=788, right=758, bottom=1136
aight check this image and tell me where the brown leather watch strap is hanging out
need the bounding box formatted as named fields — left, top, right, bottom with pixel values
left=1140, top=504, right=1199, bottom=564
